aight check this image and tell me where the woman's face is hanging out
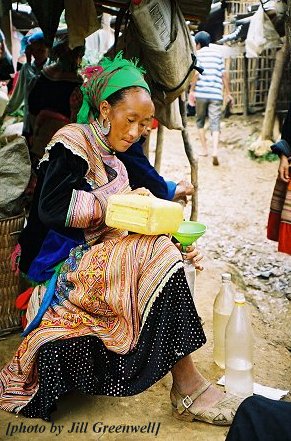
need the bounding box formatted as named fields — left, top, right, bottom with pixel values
left=100, top=88, right=154, bottom=152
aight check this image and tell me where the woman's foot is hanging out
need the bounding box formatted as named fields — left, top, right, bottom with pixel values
left=212, top=156, right=219, bottom=166
left=170, top=380, right=243, bottom=426
left=170, top=355, right=243, bottom=425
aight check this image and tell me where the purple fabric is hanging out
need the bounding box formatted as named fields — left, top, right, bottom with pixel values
left=27, top=229, right=83, bottom=282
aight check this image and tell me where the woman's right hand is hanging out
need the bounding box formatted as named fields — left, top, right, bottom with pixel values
left=278, top=155, right=290, bottom=183
left=173, top=180, right=194, bottom=204
left=188, top=90, right=196, bottom=107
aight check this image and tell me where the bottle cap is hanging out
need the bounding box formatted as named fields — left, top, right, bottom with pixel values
left=221, top=272, right=231, bottom=281
left=234, top=292, right=246, bottom=303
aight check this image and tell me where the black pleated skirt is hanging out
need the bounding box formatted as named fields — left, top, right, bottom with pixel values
left=21, top=268, right=206, bottom=420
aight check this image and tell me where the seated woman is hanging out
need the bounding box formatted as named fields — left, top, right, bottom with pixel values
left=0, top=53, right=241, bottom=423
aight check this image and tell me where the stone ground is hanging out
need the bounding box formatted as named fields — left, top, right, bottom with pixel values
left=0, top=113, right=290, bottom=441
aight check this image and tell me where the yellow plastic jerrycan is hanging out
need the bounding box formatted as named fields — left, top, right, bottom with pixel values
left=105, top=194, right=184, bottom=235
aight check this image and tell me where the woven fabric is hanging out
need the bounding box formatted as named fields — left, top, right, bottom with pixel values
left=0, top=137, right=31, bottom=218
left=21, top=269, right=206, bottom=421
left=0, top=235, right=183, bottom=413
left=267, top=176, right=291, bottom=254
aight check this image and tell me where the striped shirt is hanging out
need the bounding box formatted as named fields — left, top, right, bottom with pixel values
left=195, top=46, right=225, bottom=101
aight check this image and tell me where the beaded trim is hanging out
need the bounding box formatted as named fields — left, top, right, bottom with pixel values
left=90, top=121, right=115, bottom=155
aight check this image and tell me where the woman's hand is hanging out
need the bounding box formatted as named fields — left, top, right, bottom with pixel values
left=173, top=180, right=194, bottom=205
left=226, top=94, right=234, bottom=106
left=188, top=90, right=196, bottom=107
left=132, top=187, right=154, bottom=197
left=278, top=155, right=290, bottom=183
left=175, top=243, right=204, bottom=271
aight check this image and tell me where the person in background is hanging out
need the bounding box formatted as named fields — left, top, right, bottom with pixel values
left=15, top=28, right=38, bottom=72
left=28, top=35, right=84, bottom=161
left=116, top=129, right=194, bottom=204
left=4, top=30, right=49, bottom=142
left=0, top=29, right=15, bottom=93
left=189, top=31, right=233, bottom=166
left=225, top=395, right=291, bottom=441
left=267, top=103, right=291, bottom=254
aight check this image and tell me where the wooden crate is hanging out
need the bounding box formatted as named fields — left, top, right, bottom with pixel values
left=248, top=48, right=277, bottom=113
left=226, top=48, right=291, bottom=114
left=224, top=0, right=258, bottom=35
left=225, top=0, right=258, bottom=15
left=225, top=55, right=245, bottom=113
left=226, top=50, right=273, bottom=114
left=223, top=1, right=290, bottom=115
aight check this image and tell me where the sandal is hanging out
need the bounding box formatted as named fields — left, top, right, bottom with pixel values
left=170, top=380, right=243, bottom=426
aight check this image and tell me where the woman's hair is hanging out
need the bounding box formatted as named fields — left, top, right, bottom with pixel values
left=77, top=52, right=150, bottom=124
left=106, top=86, right=149, bottom=107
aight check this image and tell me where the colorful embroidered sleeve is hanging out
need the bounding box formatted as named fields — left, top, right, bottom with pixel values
left=65, top=189, right=102, bottom=228
left=38, top=144, right=100, bottom=229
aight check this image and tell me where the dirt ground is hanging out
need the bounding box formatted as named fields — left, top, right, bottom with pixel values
left=0, top=113, right=290, bottom=441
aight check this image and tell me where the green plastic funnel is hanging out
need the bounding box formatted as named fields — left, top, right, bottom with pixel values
left=172, top=220, right=207, bottom=251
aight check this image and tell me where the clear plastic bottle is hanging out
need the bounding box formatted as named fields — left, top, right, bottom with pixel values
left=184, top=259, right=196, bottom=300
left=213, top=273, right=234, bottom=368
left=225, top=292, right=254, bottom=398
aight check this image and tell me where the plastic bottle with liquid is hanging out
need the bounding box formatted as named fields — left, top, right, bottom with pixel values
left=225, top=292, right=254, bottom=398
left=213, top=273, right=235, bottom=368
left=184, top=259, right=196, bottom=300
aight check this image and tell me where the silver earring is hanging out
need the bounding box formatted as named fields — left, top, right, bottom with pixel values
left=101, top=118, right=111, bottom=135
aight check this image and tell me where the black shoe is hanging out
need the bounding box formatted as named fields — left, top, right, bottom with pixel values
left=212, top=156, right=219, bottom=166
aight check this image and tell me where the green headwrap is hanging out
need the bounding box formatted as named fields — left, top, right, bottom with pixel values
left=77, top=52, right=151, bottom=124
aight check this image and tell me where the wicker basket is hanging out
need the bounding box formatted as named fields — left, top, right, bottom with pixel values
left=0, top=212, right=25, bottom=334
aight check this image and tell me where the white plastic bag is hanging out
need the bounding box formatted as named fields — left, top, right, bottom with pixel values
left=0, top=84, right=9, bottom=117
left=245, top=5, right=282, bottom=58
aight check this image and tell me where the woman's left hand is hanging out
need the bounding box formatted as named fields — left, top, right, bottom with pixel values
left=131, top=187, right=154, bottom=197
left=278, top=155, right=290, bottom=183
left=175, top=243, right=204, bottom=271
